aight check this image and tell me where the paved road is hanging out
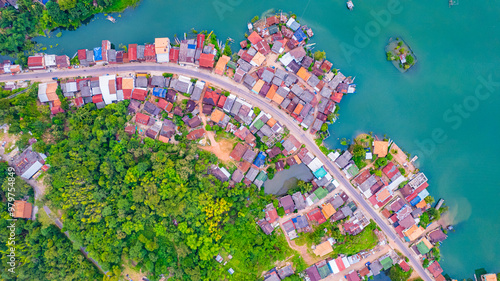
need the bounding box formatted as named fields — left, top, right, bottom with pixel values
left=0, top=64, right=432, bottom=281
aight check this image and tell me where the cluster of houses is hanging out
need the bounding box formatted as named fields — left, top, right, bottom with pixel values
left=23, top=12, right=356, bottom=139
left=263, top=265, right=295, bottom=281
left=0, top=60, right=22, bottom=76
left=7, top=143, right=51, bottom=220
left=233, top=14, right=356, bottom=134
left=302, top=250, right=410, bottom=281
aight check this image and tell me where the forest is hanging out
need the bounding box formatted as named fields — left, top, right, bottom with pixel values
left=0, top=87, right=304, bottom=280
left=0, top=0, right=139, bottom=59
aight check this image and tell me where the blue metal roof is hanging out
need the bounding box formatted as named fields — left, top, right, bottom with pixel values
left=152, top=88, right=166, bottom=98
left=293, top=29, right=307, bottom=42
left=313, top=167, right=327, bottom=179
left=93, top=47, right=102, bottom=61
left=253, top=152, right=267, bottom=168
left=188, top=44, right=196, bottom=50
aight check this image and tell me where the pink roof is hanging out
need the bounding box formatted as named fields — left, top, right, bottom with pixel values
left=399, top=260, right=411, bottom=272
left=196, top=33, right=206, bottom=48
left=92, top=94, right=103, bottom=103
left=78, top=49, right=87, bottom=60
left=199, top=53, right=215, bottom=68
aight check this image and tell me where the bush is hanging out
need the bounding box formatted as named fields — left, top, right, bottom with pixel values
left=389, top=264, right=412, bottom=281
left=376, top=157, right=388, bottom=167
left=251, top=16, right=259, bottom=23
left=253, top=107, right=261, bottom=116
left=277, top=207, right=285, bottom=216
left=205, top=124, right=212, bottom=131
left=313, top=50, right=326, bottom=61
left=163, top=73, right=174, bottom=78
left=398, top=167, right=406, bottom=176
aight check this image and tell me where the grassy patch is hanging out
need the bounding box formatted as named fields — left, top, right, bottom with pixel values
left=331, top=223, right=378, bottom=256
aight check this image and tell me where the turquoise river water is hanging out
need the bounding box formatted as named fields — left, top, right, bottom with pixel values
left=36, top=0, right=500, bottom=277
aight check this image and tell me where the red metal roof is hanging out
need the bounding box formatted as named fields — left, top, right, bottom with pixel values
left=217, top=95, right=227, bottom=108
left=27, top=56, right=43, bottom=66
left=157, top=99, right=169, bottom=110
left=135, top=112, right=150, bottom=125
left=92, top=94, right=103, bottom=103
left=331, top=92, right=343, bottom=103
left=131, top=88, right=147, bottom=101
left=123, top=89, right=132, bottom=100
left=74, top=97, right=84, bottom=107
left=399, top=260, right=411, bottom=272
left=78, top=49, right=87, bottom=60
left=144, top=44, right=156, bottom=61
left=199, top=53, right=215, bottom=68
left=307, top=208, right=326, bottom=224
left=335, top=257, right=346, bottom=271
left=405, top=182, right=429, bottom=202
left=248, top=31, right=263, bottom=45
left=382, top=162, right=399, bottom=179
left=196, top=34, right=206, bottom=48
left=169, top=48, right=179, bottom=63
left=116, top=77, right=123, bottom=90
left=128, top=44, right=138, bottom=61
left=265, top=208, right=279, bottom=223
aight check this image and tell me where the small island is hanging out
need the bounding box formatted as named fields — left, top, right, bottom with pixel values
left=385, top=37, right=416, bottom=72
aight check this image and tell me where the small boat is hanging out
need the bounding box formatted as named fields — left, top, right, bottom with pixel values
left=106, top=15, right=116, bottom=23
left=346, top=0, right=354, bottom=10
left=247, top=22, right=253, bottom=31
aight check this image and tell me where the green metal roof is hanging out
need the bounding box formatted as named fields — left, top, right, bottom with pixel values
left=254, top=119, right=265, bottom=130
left=317, top=264, right=331, bottom=279
left=313, top=187, right=328, bottom=200
left=417, top=241, right=430, bottom=255
left=347, top=164, right=360, bottom=176
left=255, top=171, right=268, bottom=182
left=380, top=256, right=393, bottom=271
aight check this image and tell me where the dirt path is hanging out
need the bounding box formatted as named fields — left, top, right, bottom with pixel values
left=197, top=112, right=236, bottom=163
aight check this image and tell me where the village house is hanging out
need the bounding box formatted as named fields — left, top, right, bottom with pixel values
left=12, top=200, right=33, bottom=219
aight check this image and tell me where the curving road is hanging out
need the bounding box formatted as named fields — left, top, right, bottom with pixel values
left=0, top=63, right=432, bottom=281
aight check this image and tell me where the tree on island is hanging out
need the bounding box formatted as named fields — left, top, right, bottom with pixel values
left=251, top=16, right=259, bottom=23
left=406, top=54, right=414, bottom=65
left=314, top=50, right=326, bottom=61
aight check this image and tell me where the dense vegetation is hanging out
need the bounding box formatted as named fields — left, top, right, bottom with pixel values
left=32, top=103, right=297, bottom=280
left=0, top=0, right=140, bottom=59
left=0, top=213, right=102, bottom=280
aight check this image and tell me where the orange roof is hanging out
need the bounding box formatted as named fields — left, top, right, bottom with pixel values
left=416, top=200, right=427, bottom=209
left=248, top=31, right=263, bottom=45
left=374, top=140, right=389, bottom=157
left=293, top=155, right=302, bottom=165
left=422, top=237, right=434, bottom=250
left=483, top=274, right=498, bottom=281
left=267, top=117, right=277, bottom=127
left=376, top=188, right=391, bottom=202
left=122, top=77, right=134, bottom=89
left=215, top=55, right=230, bottom=75
left=252, top=79, right=265, bottom=93
left=13, top=200, right=32, bottom=219
left=155, top=38, right=170, bottom=54
left=211, top=108, right=225, bottom=124
left=46, top=82, right=58, bottom=93
left=404, top=225, right=425, bottom=241
left=251, top=52, right=266, bottom=66
left=313, top=241, right=333, bottom=256
left=266, top=84, right=278, bottom=100
left=53, top=99, right=61, bottom=107
left=297, top=67, right=311, bottom=82
left=293, top=103, right=304, bottom=115
left=321, top=203, right=336, bottom=219
left=272, top=92, right=285, bottom=104
left=158, top=135, right=170, bottom=143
